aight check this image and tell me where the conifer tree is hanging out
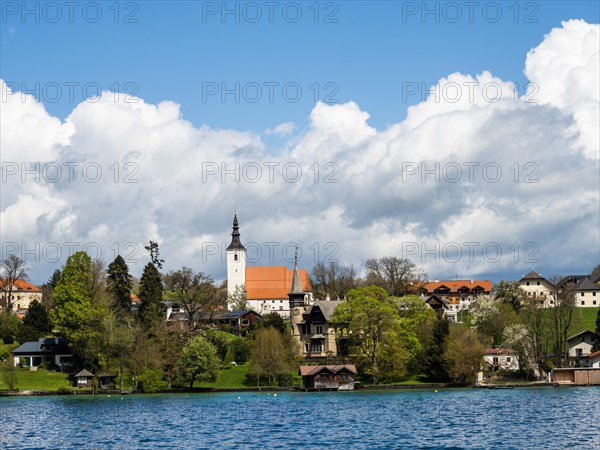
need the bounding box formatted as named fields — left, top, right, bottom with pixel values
left=107, top=255, right=133, bottom=312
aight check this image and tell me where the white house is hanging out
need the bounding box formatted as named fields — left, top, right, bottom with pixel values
left=567, top=330, right=597, bottom=359
left=518, top=271, right=555, bottom=307
left=483, top=348, right=520, bottom=372
left=573, top=277, right=599, bottom=307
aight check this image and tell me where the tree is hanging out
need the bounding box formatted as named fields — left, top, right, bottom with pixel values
left=1, top=254, right=28, bottom=310
left=227, top=284, right=248, bottom=311
left=179, top=335, right=220, bottom=389
left=51, top=252, right=110, bottom=369
left=549, top=278, right=575, bottom=367
left=165, top=267, right=218, bottom=328
left=470, top=295, right=516, bottom=348
left=138, top=263, right=164, bottom=330
left=0, top=311, right=21, bottom=344
left=444, top=326, right=485, bottom=384
left=1, top=363, right=18, bottom=391
left=502, top=323, right=532, bottom=375
left=418, top=317, right=450, bottom=382
left=593, top=308, right=600, bottom=352
left=591, top=264, right=600, bottom=280
left=520, top=297, right=552, bottom=379
left=493, top=280, right=528, bottom=313
left=331, top=286, right=410, bottom=383
left=364, top=257, right=426, bottom=297
left=310, top=261, right=357, bottom=300
left=249, top=327, right=289, bottom=386
left=257, top=312, right=286, bottom=335
left=107, top=255, right=133, bottom=312
left=22, top=299, right=51, bottom=338
left=41, top=269, right=61, bottom=310
left=229, top=337, right=251, bottom=364
left=145, top=241, right=164, bottom=269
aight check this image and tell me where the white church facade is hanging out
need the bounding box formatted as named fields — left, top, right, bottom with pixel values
left=226, top=214, right=312, bottom=318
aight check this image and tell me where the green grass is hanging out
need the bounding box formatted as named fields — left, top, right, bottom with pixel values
left=0, top=368, right=71, bottom=392
left=194, top=363, right=302, bottom=389
left=569, top=307, right=598, bottom=335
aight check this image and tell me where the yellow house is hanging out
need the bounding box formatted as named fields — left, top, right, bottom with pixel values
left=0, top=278, right=43, bottom=313
left=573, top=277, right=599, bottom=307
left=518, top=271, right=555, bottom=307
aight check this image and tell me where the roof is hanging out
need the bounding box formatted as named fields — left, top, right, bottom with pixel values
left=588, top=350, right=600, bottom=359
left=12, top=338, right=70, bottom=355
left=574, top=277, right=599, bottom=291
left=484, top=348, right=516, bottom=355
left=421, top=280, right=492, bottom=293
left=298, top=365, right=357, bottom=377
left=75, top=369, right=94, bottom=377
left=0, top=278, right=42, bottom=292
left=567, top=330, right=596, bottom=341
left=245, top=266, right=311, bottom=300
left=520, top=271, right=545, bottom=280
left=304, top=300, right=342, bottom=321
left=219, top=309, right=257, bottom=319
left=226, top=213, right=245, bottom=251
left=130, top=293, right=140, bottom=303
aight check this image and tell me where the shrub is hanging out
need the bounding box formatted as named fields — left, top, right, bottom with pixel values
left=57, top=386, right=72, bottom=395
left=0, top=349, right=9, bottom=362
left=2, top=335, right=14, bottom=345
left=277, top=372, right=294, bottom=387
left=230, top=338, right=251, bottom=364
left=137, top=368, right=167, bottom=393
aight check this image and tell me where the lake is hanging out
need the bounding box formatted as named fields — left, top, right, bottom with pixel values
left=1, top=388, right=599, bottom=449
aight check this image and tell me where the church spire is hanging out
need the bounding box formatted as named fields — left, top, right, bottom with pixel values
left=289, top=247, right=304, bottom=296
left=226, top=212, right=245, bottom=251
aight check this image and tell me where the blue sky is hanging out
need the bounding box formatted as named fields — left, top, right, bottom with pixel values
left=1, top=1, right=599, bottom=285
left=2, top=1, right=598, bottom=131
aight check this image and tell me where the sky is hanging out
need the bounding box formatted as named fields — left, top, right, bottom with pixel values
left=0, top=1, right=599, bottom=285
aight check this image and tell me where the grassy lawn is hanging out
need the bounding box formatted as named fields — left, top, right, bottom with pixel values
left=0, top=368, right=71, bottom=392
left=569, top=307, right=598, bottom=335
left=194, top=363, right=302, bottom=389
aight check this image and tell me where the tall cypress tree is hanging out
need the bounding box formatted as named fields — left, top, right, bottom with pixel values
left=138, top=262, right=163, bottom=330
left=107, top=255, right=133, bottom=312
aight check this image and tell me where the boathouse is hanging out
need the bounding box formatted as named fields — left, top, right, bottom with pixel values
left=552, top=367, right=600, bottom=385
left=298, top=365, right=357, bottom=390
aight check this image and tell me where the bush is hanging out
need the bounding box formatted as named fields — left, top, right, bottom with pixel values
left=230, top=338, right=251, bottom=364
left=57, top=386, right=72, bottom=395
left=137, top=368, right=167, bottom=393
left=1, top=364, right=18, bottom=391
left=277, top=372, right=294, bottom=387
left=2, top=335, right=15, bottom=345
left=0, top=349, right=9, bottom=362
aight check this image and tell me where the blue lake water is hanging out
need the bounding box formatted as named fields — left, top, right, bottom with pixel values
left=1, top=387, right=599, bottom=449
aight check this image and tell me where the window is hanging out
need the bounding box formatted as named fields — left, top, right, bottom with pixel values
left=234, top=254, right=238, bottom=261
left=594, top=301, right=597, bottom=305
left=576, top=349, right=583, bottom=357
left=241, top=319, right=250, bottom=326
left=581, top=301, right=585, bottom=306
left=315, top=325, right=323, bottom=334
left=279, top=306, right=283, bottom=311
left=536, top=281, right=540, bottom=286
left=526, top=282, right=530, bottom=286
left=581, top=292, right=585, bottom=296
left=593, top=292, right=597, bottom=296
left=506, top=357, right=511, bottom=362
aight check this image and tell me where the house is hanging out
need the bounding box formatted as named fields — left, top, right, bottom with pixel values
left=573, top=277, right=599, bottom=307
left=566, top=330, right=597, bottom=361
left=298, top=365, right=357, bottom=390
left=423, top=294, right=453, bottom=321
left=0, top=278, right=43, bottom=312
left=75, top=369, right=95, bottom=387
left=97, top=372, right=118, bottom=389
left=518, top=271, right=555, bottom=307
left=588, top=350, right=600, bottom=368
left=225, top=213, right=312, bottom=318
left=12, top=337, right=72, bottom=371
left=296, top=300, right=342, bottom=358
left=215, top=309, right=260, bottom=335
left=483, top=348, right=519, bottom=372
left=419, top=279, right=492, bottom=313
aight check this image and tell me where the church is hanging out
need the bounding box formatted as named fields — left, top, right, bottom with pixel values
left=226, top=213, right=313, bottom=318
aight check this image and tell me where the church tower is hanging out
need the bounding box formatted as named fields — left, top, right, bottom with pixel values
left=288, top=249, right=305, bottom=353
left=226, top=212, right=246, bottom=297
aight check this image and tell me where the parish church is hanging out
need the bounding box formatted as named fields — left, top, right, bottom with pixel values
left=225, top=213, right=313, bottom=318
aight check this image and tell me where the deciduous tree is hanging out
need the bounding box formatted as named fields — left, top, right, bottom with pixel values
left=493, top=280, right=528, bottom=313
left=1, top=254, right=28, bottom=310
left=179, top=335, right=220, bottom=388
left=310, top=261, right=357, bottom=300
left=249, top=327, right=289, bottom=386
left=364, top=257, right=426, bottom=297
left=444, top=326, right=485, bottom=384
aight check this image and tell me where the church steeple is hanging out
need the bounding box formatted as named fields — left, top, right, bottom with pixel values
left=226, top=212, right=245, bottom=251
left=288, top=248, right=305, bottom=308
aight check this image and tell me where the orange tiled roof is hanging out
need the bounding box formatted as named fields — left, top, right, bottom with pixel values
left=245, top=266, right=311, bottom=300
left=0, top=278, right=42, bottom=292
left=421, top=279, right=492, bottom=293
left=130, top=293, right=140, bottom=303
